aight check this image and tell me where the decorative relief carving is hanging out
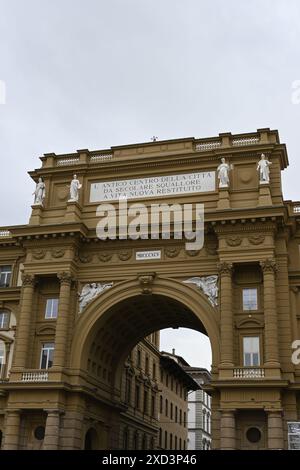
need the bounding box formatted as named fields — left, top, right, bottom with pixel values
left=79, top=282, right=113, bottom=313
left=183, top=276, right=218, bottom=307
left=118, top=250, right=132, bottom=261
left=98, top=251, right=113, bottom=262
left=32, top=249, right=46, bottom=260
left=138, top=273, right=156, bottom=295
left=58, top=271, right=73, bottom=285
left=79, top=252, right=93, bottom=263
left=226, top=236, right=242, bottom=247
left=217, top=262, right=233, bottom=275
left=260, top=259, right=277, bottom=274
left=248, top=235, right=265, bottom=245
left=164, top=247, right=180, bottom=258
left=51, top=248, right=65, bottom=258
left=185, top=249, right=200, bottom=257
left=21, top=273, right=35, bottom=287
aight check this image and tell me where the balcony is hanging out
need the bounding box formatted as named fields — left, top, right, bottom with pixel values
left=233, top=368, right=265, bottom=379
left=21, top=370, right=49, bottom=382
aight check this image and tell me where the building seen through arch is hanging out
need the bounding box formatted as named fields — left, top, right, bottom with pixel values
left=0, top=129, right=300, bottom=450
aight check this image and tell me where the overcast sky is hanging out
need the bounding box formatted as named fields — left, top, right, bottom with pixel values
left=1, top=0, right=300, bottom=370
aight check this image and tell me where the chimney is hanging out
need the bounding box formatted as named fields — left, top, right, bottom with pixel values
left=172, top=348, right=175, bottom=355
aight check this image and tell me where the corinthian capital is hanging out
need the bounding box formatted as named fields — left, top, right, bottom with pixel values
left=260, top=259, right=277, bottom=274
left=57, top=271, right=73, bottom=285
left=217, top=262, right=233, bottom=276
left=21, top=273, right=36, bottom=287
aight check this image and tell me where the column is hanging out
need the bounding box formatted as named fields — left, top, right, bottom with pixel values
left=52, top=272, right=72, bottom=369
left=218, top=262, right=233, bottom=367
left=267, top=411, right=284, bottom=449
left=43, top=410, right=61, bottom=450
left=220, top=410, right=236, bottom=450
left=260, top=259, right=279, bottom=367
left=13, top=274, right=35, bottom=369
left=2, top=410, right=21, bottom=450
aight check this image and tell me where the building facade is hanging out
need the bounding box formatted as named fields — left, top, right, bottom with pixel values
left=0, top=128, right=300, bottom=449
left=186, top=368, right=211, bottom=450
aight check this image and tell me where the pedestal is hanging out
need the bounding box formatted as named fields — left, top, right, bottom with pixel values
left=64, top=200, right=82, bottom=223
left=217, top=187, right=230, bottom=210
left=257, top=182, right=272, bottom=206
left=29, top=204, right=43, bottom=225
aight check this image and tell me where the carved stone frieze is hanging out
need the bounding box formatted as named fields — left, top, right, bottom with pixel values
left=226, top=236, right=242, bottom=247
left=164, top=247, right=180, bottom=258
left=118, top=250, right=132, bottom=261
left=98, top=251, right=113, bottom=262
left=248, top=235, right=265, bottom=245
left=51, top=248, right=65, bottom=258
left=32, top=249, right=46, bottom=260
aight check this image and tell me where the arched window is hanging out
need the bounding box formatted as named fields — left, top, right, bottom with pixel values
left=207, top=413, right=210, bottom=434
left=160, top=395, right=163, bottom=413
left=165, top=399, right=168, bottom=416
left=202, top=409, right=206, bottom=431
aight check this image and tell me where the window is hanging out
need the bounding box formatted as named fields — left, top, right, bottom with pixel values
left=160, top=395, right=163, bottom=413
left=0, top=341, right=5, bottom=377
left=165, top=399, right=168, bottom=417
left=180, top=409, right=182, bottom=425
left=0, top=266, right=12, bottom=288
left=152, top=362, right=156, bottom=380
left=171, top=377, right=174, bottom=391
left=40, top=343, right=54, bottom=369
left=133, top=431, right=138, bottom=450
left=159, top=428, right=162, bottom=447
left=243, top=336, right=260, bottom=366
left=166, top=374, right=169, bottom=387
left=203, top=410, right=206, bottom=431
left=125, top=375, right=131, bottom=404
left=179, top=438, right=182, bottom=450
left=123, top=429, right=128, bottom=449
left=170, top=402, right=173, bottom=420
left=143, top=390, right=148, bottom=414
left=164, top=431, right=167, bottom=449
left=170, top=433, right=173, bottom=450
left=242, top=288, right=258, bottom=311
left=175, top=406, right=178, bottom=423
left=207, top=413, right=210, bottom=434
left=45, top=299, right=59, bottom=319
left=137, top=349, right=141, bottom=368
left=175, top=436, right=177, bottom=450
left=184, top=412, right=186, bottom=427
left=151, top=394, right=155, bottom=417
left=0, top=311, right=10, bottom=329
left=145, top=355, right=149, bottom=375
left=135, top=385, right=140, bottom=409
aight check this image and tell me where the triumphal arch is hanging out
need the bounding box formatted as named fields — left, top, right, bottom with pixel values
left=0, top=128, right=300, bottom=450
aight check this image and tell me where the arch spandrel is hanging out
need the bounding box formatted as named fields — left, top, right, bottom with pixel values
left=70, top=276, right=220, bottom=373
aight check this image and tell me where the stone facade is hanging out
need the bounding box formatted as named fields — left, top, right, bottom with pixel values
left=0, top=129, right=300, bottom=449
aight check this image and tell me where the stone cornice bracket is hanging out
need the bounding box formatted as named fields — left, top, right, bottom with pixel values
left=138, top=272, right=156, bottom=295
left=260, top=259, right=277, bottom=274
left=57, top=271, right=73, bottom=285
left=21, top=273, right=36, bottom=287
left=217, top=261, right=233, bottom=276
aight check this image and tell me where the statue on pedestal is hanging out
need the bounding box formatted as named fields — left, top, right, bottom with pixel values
left=68, top=174, right=82, bottom=202
left=217, top=158, right=232, bottom=188
left=257, top=154, right=272, bottom=184
left=32, top=177, right=46, bottom=206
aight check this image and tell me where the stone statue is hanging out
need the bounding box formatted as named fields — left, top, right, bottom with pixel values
left=217, top=158, right=232, bottom=188
left=257, top=154, right=272, bottom=184
left=79, top=282, right=113, bottom=312
left=183, top=275, right=218, bottom=306
left=69, top=174, right=82, bottom=202
left=32, top=177, right=46, bottom=205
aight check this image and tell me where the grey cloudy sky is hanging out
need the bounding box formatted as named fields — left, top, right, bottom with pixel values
left=1, top=0, right=300, bottom=369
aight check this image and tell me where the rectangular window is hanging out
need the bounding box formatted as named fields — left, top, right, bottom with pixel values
left=243, top=336, right=260, bottom=366
left=135, top=385, right=140, bottom=409
left=143, top=390, right=148, bottom=414
left=151, top=394, right=155, bottom=417
left=0, top=343, right=5, bottom=377
left=0, top=266, right=12, bottom=288
left=45, top=299, right=59, bottom=319
left=0, top=311, right=10, bottom=329
left=40, top=343, right=54, bottom=369
left=242, top=288, right=258, bottom=311
left=137, top=350, right=141, bottom=368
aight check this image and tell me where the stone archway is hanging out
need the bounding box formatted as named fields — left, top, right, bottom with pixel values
left=70, top=276, right=220, bottom=377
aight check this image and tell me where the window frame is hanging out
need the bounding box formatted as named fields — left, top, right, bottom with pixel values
left=44, top=298, right=59, bottom=319
left=242, top=335, right=261, bottom=367
left=0, top=265, right=12, bottom=288
left=40, top=342, right=55, bottom=369
left=0, top=311, right=10, bottom=330
left=242, top=287, right=258, bottom=311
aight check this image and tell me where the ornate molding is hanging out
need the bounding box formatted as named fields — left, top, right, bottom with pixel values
left=226, top=236, right=242, bottom=247
left=185, top=249, right=200, bottom=257
left=32, top=249, right=46, bottom=260
left=79, top=252, right=92, bottom=263
left=21, top=273, right=36, bottom=287
left=248, top=234, right=265, bottom=245
left=78, top=282, right=113, bottom=313
left=165, top=247, right=180, bottom=258
left=118, top=250, right=132, bottom=261
left=57, top=271, right=73, bottom=285
left=98, top=251, right=113, bottom=262
left=183, top=276, right=218, bottom=307
left=138, top=273, right=156, bottom=295
left=51, top=248, right=65, bottom=258
left=260, top=259, right=277, bottom=274
left=217, top=262, right=233, bottom=275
